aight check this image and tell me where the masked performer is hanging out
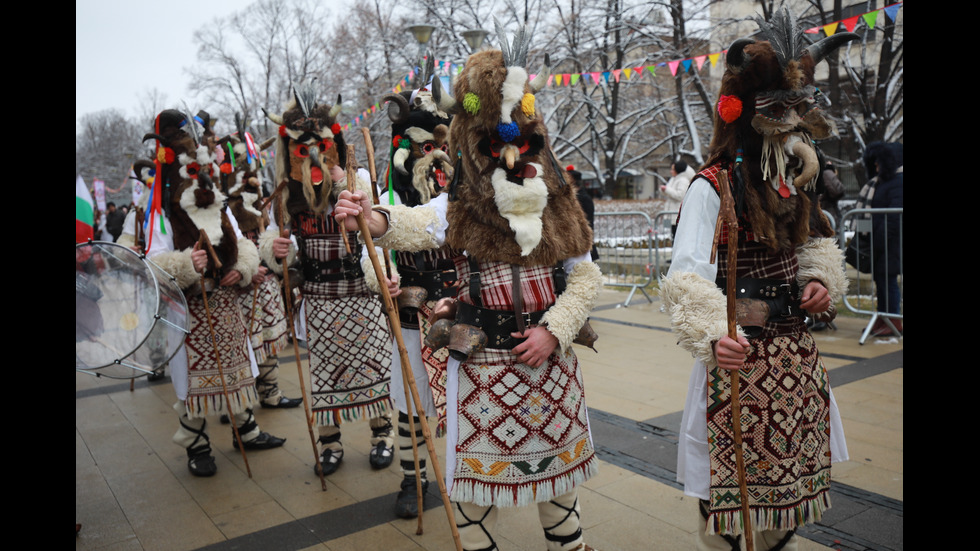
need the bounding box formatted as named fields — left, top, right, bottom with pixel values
left=659, top=10, right=853, bottom=549
left=145, top=109, right=285, bottom=477
left=217, top=122, right=301, bottom=410
left=260, top=83, right=394, bottom=476
left=375, top=64, right=458, bottom=518
left=337, top=23, right=602, bottom=551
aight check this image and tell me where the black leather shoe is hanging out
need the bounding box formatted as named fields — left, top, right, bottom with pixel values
left=395, top=476, right=429, bottom=518
left=234, top=431, right=286, bottom=450
left=219, top=414, right=230, bottom=425
left=262, top=396, right=303, bottom=409
left=315, top=448, right=344, bottom=476
left=369, top=441, right=394, bottom=469
left=187, top=447, right=217, bottom=477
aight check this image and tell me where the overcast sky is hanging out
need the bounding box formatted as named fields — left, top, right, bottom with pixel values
left=76, top=0, right=245, bottom=127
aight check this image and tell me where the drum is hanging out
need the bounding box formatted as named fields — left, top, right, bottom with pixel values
left=76, top=241, right=189, bottom=379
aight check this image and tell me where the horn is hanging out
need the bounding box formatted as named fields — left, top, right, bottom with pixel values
left=132, top=160, right=156, bottom=183
left=384, top=93, right=411, bottom=125
left=804, top=32, right=860, bottom=66
left=790, top=139, right=819, bottom=189
left=263, top=108, right=283, bottom=126
left=529, top=53, right=551, bottom=92
left=142, top=133, right=167, bottom=144
left=726, top=38, right=755, bottom=72
left=430, top=74, right=457, bottom=113
left=215, top=135, right=234, bottom=149
left=329, top=94, right=343, bottom=118
left=259, top=136, right=277, bottom=151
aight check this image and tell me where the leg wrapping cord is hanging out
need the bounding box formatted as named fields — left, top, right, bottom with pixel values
left=369, top=411, right=394, bottom=447
left=455, top=502, right=499, bottom=551
left=398, top=411, right=426, bottom=477
left=256, top=355, right=283, bottom=404
left=232, top=408, right=261, bottom=442
left=318, top=425, right=343, bottom=452
left=173, top=401, right=211, bottom=454
left=538, top=490, right=584, bottom=551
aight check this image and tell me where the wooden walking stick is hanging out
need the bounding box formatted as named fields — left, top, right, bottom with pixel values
left=711, top=170, right=754, bottom=551
left=344, top=146, right=462, bottom=550
left=360, top=128, right=423, bottom=530
left=196, top=230, right=252, bottom=478
left=269, top=181, right=328, bottom=491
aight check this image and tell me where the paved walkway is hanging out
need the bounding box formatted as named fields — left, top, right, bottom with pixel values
left=76, top=288, right=903, bottom=550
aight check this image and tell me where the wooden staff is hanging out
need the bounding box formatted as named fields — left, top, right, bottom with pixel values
left=361, top=127, right=392, bottom=278
left=712, top=170, right=754, bottom=551
left=344, top=146, right=462, bottom=550
left=269, top=180, right=328, bottom=491
left=196, top=230, right=252, bottom=478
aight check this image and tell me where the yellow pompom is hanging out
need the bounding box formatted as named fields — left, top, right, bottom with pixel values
left=521, top=93, right=535, bottom=117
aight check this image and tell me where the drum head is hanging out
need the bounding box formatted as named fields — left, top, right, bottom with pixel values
left=76, top=241, right=188, bottom=379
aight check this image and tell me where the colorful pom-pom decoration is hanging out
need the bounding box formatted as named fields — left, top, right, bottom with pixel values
left=331, top=123, right=341, bottom=135
left=566, top=165, right=575, bottom=172
left=156, top=147, right=175, bottom=164
left=278, top=125, right=287, bottom=137
left=397, top=138, right=410, bottom=149
left=220, top=163, right=233, bottom=175
left=717, top=95, right=742, bottom=124
left=496, top=121, right=520, bottom=143
left=521, top=93, right=535, bottom=117
left=463, top=92, right=480, bottom=115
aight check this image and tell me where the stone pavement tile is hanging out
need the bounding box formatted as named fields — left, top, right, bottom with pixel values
left=832, top=462, right=903, bottom=502
left=210, top=499, right=297, bottom=540
left=838, top=435, right=903, bottom=476
left=587, top=469, right=694, bottom=532
left=834, top=507, right=904, bottom=551
left=837, top=418, right=903, bottom=457
left=262, top=469, right=358, bottom=519
left=582, top=390, right=662, bottom=422
left=322, top=523, right=425, bottom=551
left=75, top=495, right=140, bottom=551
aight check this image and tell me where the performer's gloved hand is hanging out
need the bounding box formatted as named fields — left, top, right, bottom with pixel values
left=714, top=335, right=750, bottom=371
left=191, top=242, right=208, bottom=274
left=272, top=237, right=292, bottom=259
left=800, top=281, right=831, bottom=314
left=220, top=270, right=242, bottom=287
left=511, top=326, right=559, bottom=368
left=251, top=265, right=268, bottom=285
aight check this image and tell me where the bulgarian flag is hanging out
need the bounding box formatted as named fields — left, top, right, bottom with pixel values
left=75, top=175, right=94, bottom=243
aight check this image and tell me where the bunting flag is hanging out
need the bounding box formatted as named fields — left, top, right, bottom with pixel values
left=842, top=15, right=859, bottom=32
left=695, top=55, right=707, bottom=70
left=805, top=2, right=901, bottom=35
left=668, top=60, right=680, bottom=76
left=681, top=59, right=693, bottom=73
left=708, top=53, right=720, bottom=67
left=75, top=175, right=94, bottom=244
left=863, top=10, right=880, bottom=29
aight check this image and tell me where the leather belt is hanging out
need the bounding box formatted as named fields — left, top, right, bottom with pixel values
left=456, top=301, right=546, bottom=350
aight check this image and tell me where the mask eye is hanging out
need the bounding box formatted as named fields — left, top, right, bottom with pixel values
left=440, top=144, right=449, bottom=153
left=319, top=139, right=333, bottom=150
left=422, top=142, right=435, bottom=154
left=293, top=144, right=309, bottom=158
left=185, top=162, right=200, bottom=178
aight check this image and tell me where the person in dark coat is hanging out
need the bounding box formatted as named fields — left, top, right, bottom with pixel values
left=863, top=142, right=903, bottom=335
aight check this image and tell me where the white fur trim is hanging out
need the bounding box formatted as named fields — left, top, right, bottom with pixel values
left=153, top=249, right=199, bottom=290
left=371, top=205, right=442, bottom=252
left=540, top=261, right=602, bottom=353
left=230, top=238, right=260, bottom=287
left=491, top=165, right=547, bottom=256
left=178, top=181, right=227, bottom=245
left=360, top=252, right=399, bottom=295
left=500, top=67, right=528, bottom=124
left=240, top=191, right=262, bottom=217
left=659, top=272, right=745, bottom=369
left=405, top=127, right=436, bottom=142
left=117, top=233, right=135, bottom=248
left=258, top=228, right=295, bottom=275
left=796, top=237, right=847, bottom=304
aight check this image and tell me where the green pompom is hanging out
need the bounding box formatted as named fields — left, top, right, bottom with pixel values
left=398, top=138, right=410, bottom=149
left=463, top=92, right=480, bottom=115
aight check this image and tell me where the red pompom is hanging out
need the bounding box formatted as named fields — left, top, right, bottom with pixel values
left=278, top=125, right=287, bottom=137
left=565, top=164, right=575, bottom=171
left=392, top=135, right=401, bottom=148
left=331, top=123, right=341, bottom=135
left=717, top=95, right=742, bottom=124
left=220, top=163, right=233, bottom=174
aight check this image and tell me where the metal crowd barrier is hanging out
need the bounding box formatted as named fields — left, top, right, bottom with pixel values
left=838, top=207, right=903, bottom=344
left=593, top=211, right=656, bottom=307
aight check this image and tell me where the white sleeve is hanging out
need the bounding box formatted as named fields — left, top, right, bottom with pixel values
left=666, top=178, right=719, bottom=282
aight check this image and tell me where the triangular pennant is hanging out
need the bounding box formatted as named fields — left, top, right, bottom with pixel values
left=563, top=73, right=571, bottom=86
left=842, top=15, right=859, bottom=32
left=708, top=53, right=720, bottom=67
left=555, top=74, right=562, bottom=86
left=408, top=68, right=416, bottom=80
left=646, top=65, right=656, bottom=76
left=694, top=55, right=706, bottom=70
left=883, top=3, right=900, bottom=22
left=823, top=22, right=838, bottom=36
left=623, top=67, right=632, bottom=79
left=681, top=59, right=693, bottom=73
left=602, top=71, right=611, bottom=82
left=804, top=26, right=820, bottom=34
left=591, top=72, right=600, bottom=83
left=862, top=10, right=879, bottom=29
left=612, top=69, right=621, bottom=82
left=571, top=73, right=581, bottom=85
left=668, top=60, right=680, bottom=76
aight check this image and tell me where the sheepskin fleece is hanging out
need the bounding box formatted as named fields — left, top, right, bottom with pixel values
left=659, top=271, right=745, bottom=369
left=795, top=237, right=847, bottom=304
left=154, top=249, right=198, bottom=291
left=229, top=238, right=260, bottom=287
left=371, top=204, right=442, bottom=252
left=360, top=252, right=399, bottom=295
left=540, top=261, right=602, bottom=352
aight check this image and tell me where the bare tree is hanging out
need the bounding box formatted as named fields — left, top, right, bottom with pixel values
left=76, top=109, right=145, bottom=203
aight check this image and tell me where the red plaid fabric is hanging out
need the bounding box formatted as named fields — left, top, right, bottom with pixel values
left=455, top=258, right=556, bottom=316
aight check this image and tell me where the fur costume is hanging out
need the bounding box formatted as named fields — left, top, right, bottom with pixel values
left=369, top=23, right=601, bottom=551
left=663, top=10, right=853, bottom=541
left=264, top=83, right=392, bottom=432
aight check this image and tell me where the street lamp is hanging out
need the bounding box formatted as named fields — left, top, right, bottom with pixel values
left=460, top=29, right=488, bottom=53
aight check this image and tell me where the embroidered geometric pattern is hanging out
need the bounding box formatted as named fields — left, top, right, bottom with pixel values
left=305, top=294, right=392, bottom=426
left=419, top=300, right=449, bottom=436
left=239, top=275, right=289, bottom=364
left=184, top=287, right=258, bottom=418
